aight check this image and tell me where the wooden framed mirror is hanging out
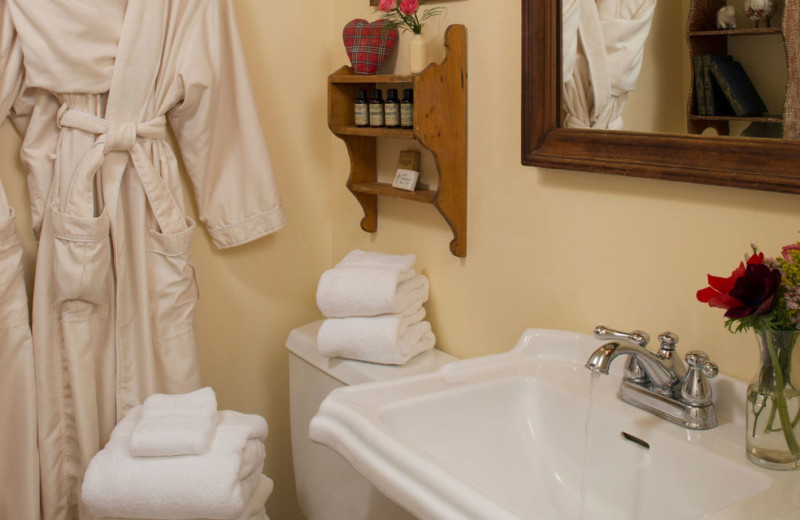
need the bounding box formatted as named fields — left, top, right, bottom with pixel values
left=521, top=0, right=800, bottom=194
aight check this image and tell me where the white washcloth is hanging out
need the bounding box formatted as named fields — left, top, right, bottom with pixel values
left=317, top=270, right=429, bottom=318
left=82, top=407, right=269, bottom=520
left=130, top=387, right=218, bottom=457
left=318, top=319, right=436, bottom=365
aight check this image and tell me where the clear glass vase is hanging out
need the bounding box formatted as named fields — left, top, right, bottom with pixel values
left=746, top=328, right=800, bottom=470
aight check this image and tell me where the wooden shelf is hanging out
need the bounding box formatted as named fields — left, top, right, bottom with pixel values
left=329, top=74, right=412, bottom=84
left=686, top=0, right=797, bottom=138
left=327, top=24, right=468, bottom=257
left=329, top=125, right=414, bottom=139
left=349, top=182, right=437, bottom=203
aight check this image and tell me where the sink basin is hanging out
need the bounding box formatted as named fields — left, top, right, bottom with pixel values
left=310, top=329, right=800, bottom=519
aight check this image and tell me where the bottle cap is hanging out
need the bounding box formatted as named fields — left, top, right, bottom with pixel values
left=387, top=88, right=398, bottom=98
left=403, top=88, right=413, bottom=100
left=356, top=89, right=367, bottom=100
left=371, top=89, right=383, bottom=100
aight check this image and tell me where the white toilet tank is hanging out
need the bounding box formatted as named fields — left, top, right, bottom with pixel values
left=286, top=321, right=456, bottom=520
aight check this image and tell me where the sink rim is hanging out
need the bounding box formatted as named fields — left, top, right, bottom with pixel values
left=309, top=328, right=800, bottom=520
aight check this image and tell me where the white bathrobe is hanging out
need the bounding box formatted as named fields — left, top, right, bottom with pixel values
left=562, top=0, right=657, bottom=129
left=0, top=2, right=38, bottom=518
left=3, top=1, right=287, bottom=518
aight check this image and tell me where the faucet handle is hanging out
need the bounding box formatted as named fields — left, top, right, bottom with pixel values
left=681, top=350, right=718, bottom=406
left=657, top=331, right=679, bottom=352
left=593, top=326, right=650, bottom=347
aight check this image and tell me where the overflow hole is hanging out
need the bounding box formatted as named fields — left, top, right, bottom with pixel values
left=620, top=431, right=650, bottom=450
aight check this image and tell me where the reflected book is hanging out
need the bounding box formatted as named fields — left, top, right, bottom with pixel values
left=709, top=60, right=768, bottom=117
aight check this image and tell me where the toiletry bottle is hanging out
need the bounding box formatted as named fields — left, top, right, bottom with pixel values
left=354, top=89, right=369, bottom=127
left=385, top=88, right=400, bottom=128
left=369, top=89, right=384, bottom=128
left=400, top=89, right=414, bottom=129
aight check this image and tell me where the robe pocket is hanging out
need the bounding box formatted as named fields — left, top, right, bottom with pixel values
left=51, top=209, right=111, bottom=316
left=146, top=218, right=198, bottom=341
left=0, top=211, right=30, bottom=328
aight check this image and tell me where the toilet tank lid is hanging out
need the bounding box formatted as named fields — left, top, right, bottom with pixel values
left=285, top=320, right=458, bottom=386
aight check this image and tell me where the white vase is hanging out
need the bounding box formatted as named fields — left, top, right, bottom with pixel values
left=409, top=33, right=429, bottom=74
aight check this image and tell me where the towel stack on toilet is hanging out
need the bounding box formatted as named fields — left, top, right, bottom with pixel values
left=81, top=387, right=272, bottom=520
left=315, top=250, right=435, bottom=365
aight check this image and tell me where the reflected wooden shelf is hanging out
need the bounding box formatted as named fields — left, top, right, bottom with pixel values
left=688, top=27, right=782, bottom=37
left=686, top=0, right=797, bottom=138
left=327, top=24, right=468, bottom=257
left=688, top=113, right=783, bottom=123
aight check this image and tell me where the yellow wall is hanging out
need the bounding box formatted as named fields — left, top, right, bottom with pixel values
left=2, top=1, right=800, bottom=519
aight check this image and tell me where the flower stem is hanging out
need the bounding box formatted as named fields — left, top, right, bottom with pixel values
left=765, top=332, right=800, bottom=455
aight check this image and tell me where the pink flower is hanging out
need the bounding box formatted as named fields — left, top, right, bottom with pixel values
left=378, top=0, right=397, bottom=12
left=782, top=243, right=800, bottom=262
left=399, top=0, right=419, bottom=15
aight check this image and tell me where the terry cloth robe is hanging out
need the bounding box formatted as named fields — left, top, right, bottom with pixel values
left=5, top=1, right=287, bottom=518
left=0, top=2, right=39, bottom=518
left=562, top=0, right=656, bottom=129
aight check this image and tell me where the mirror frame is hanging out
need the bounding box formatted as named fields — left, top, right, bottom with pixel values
left=521, top=0, right=800, bottom=194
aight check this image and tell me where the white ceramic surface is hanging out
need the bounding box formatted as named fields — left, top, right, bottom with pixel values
left=309, top=328, right=800, bottom=520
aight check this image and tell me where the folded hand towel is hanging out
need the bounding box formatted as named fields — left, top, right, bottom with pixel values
left=317, top=303, right=425, bottom=357
left=338, top=250, right=416, bottom=278
left=317, top=271, right=429, bottom=318
left=130, top=387, right=218, bottom=457
left=318, top=319, right=436, bottom=365
left=82, top=407, right=269, bottom=520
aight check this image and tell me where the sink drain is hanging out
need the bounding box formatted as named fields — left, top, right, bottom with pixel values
left=620, top=431, right=650, bottom=450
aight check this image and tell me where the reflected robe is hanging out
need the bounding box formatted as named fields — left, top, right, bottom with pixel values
left=5, top=1, right=287, bottom=518
left=562, top=0, right=657, bottom=129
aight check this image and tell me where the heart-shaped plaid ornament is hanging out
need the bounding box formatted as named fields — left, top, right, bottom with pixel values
left=343, top=19, right=399, bottom=75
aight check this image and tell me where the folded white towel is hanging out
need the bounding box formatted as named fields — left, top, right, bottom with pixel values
left=130, top=387, right=218, bottom=457
left=318, top=319, right=436, bottom=365
left=317, top=270, right=429, bottom=318
left=337, top=250, right=416, bottom=277
left=82, top=407, right=269, bottom=520
left=137, top=474, right=273, bottom=520
left=318, top=303, right=425, bottom=357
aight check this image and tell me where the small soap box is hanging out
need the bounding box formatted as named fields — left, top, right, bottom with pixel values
left=392, top=150, right=421, bottom=191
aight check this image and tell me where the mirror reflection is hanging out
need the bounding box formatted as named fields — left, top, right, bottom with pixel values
left=561, top=0, right=790, bottom=139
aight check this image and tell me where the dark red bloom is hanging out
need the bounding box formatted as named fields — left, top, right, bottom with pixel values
left=696, top=252, right=780, bottom=318
left=725, top=263, right=781, bottom=318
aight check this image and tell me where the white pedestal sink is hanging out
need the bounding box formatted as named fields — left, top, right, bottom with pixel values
left=310, top=329, right=800, bottom=520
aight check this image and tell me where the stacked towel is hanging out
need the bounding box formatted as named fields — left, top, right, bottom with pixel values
left=316, top=250, right=436, bottom=365
left=130, top=387, right=218, bottom=457
left=82, top=397, right=272, bottom=520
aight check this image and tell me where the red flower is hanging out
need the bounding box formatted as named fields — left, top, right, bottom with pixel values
left=400, top=0, right=419, bottom=15
left=378, top=0, right=397, bottom=12
left=697, top=252, right=781, bottom=318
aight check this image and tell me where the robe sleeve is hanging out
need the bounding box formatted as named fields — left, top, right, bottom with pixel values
left=168, top=0, right=286, bottom=250
left=0, top=0, right=23, bottom=126
left=0, top=0, right=25, bottom=217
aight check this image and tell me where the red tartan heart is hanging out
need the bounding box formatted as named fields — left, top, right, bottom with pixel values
left=343, top=19, right=399, bottom=75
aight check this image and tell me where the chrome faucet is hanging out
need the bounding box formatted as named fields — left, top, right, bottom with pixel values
left=586, top=326, right=719, bottom=430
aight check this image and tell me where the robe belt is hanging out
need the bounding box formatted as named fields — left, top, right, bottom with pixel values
left=56, top=104, right=186, bottom=235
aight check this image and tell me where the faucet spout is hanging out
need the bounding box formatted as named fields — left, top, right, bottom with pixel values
left=585, top=341, right=679, bottom=391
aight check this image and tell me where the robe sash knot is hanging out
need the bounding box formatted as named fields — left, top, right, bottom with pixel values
left=56, top=104, right=186, bottom=234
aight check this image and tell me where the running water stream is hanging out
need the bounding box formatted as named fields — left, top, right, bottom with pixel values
left=578, top=371, right=601, bottom=520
